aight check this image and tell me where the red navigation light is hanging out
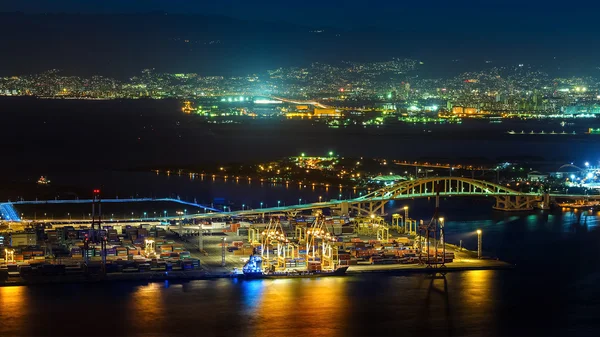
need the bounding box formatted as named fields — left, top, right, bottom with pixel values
left=93, top=189, right=100, bottom=194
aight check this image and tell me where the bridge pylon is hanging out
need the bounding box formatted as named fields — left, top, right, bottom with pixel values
left=493, top=194, right=541, bottom=211
left=348, top=201, right=387, bottom=216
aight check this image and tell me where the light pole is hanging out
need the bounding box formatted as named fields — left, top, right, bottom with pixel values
left=143, top=212, right=147, bottom=219
left=299, top=198, right=302, bottom=205
left=319, top=196, right=322, bottom=202
left=277, top=200, right=281, bottom=207
left=476, top=229, right=482, bottom=259
left=439, top=217, right=445, bottom=246
left=221, top=237, right=226, bottom=267
left=403, top=206, right=409, bottom=233
left=199, top=228, right=204, bottom=252
left=439, top=217, right=445, bottom=265
left=164, top=210, right=167, bottom=218
left=242, top=204, right=245, bottom=210
left=260, top=202, right=263, bottom=209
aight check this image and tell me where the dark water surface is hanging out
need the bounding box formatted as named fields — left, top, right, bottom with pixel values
left=1, top=267, right=599, bottom=337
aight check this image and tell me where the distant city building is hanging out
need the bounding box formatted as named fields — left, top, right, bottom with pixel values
left=313, top=108, right=341, bottom=118
left=549, top=164, right=582, bottom=179
left=452, top=106, right=464, bottom=114
left=464, top=107, right=477, bottom=115
left=562, top=104, right=600, bottom=115
left=527, top=171, right=548, bottom=182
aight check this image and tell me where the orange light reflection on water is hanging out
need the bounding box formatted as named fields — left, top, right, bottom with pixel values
left=126, top=282, right=166, bottom=334
left=245, top=278, right=349, bottom=337
left=462, top=270, right=493, bottom=310
left=0, top=286, right=30, bottom=336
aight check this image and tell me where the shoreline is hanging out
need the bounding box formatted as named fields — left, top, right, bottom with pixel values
left=1, top=260, right=514, bottom=287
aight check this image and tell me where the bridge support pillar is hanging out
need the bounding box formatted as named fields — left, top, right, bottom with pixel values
left=539, top=194, right=551, bottom=210
left=340, top=202, right=349, bottom=216
left=493, top=195, right=539, bottom=211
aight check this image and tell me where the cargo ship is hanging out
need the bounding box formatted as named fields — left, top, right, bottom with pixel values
left=241, top=255, right=348, bottom=279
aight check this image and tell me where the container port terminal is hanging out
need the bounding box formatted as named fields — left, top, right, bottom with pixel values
left=3, top=175, right=599, bottom=285
left=0, top=211, right=510, bottom=286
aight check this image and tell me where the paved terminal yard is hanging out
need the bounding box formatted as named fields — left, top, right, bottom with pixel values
left=170, top=229, right=512, bottom=276
left=172, top=232, right=248, bottom=275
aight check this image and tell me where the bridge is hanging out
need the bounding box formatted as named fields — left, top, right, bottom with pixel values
left=184, top=177, right=596, bottom=219
left=0, top=198, right=220, bottom=222
left=3, top=178, right=598, bottom=223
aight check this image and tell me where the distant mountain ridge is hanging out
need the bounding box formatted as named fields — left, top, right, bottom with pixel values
left=0, top=12, right=598, bottom=78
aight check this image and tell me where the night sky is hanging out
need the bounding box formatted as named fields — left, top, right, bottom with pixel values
left=3, top=0, right=598, bottom=31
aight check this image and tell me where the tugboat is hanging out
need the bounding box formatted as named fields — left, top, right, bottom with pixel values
left=241, top=255, right=264, bottom=278
left=241, top=255, right=348, bottom=279
left=37, top=176, right=51, bottom=185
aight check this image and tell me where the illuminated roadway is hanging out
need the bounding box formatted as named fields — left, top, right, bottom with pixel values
left=0, top=198, right=219, bottom=222
left=270, top=96, right=330, bottom=109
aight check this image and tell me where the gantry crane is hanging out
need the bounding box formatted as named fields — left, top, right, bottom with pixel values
left=260, top=218, right=298, bottom=271
left=354, top=215, right=386, bottom=236
left=306, top=215, right=339, bottom=271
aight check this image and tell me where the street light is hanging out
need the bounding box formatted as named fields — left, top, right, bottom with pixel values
left=476, top=229, right=482, bottom=259
left=277, top=200, right=281, bottom=207
left=242, top=204, right=245, bottom=210
left=260, top=202, right=263, bottom=209
left=221, top=237, right=227, bottom=267
left=164, top=210, right=167, bottom=218
left=319, top=196, right=322, bottom=202
left=439, top=217, right=445, bottom=245
left=299, top=198, right=302, bottom=205
left=143, top=212, right=147, bottom=219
